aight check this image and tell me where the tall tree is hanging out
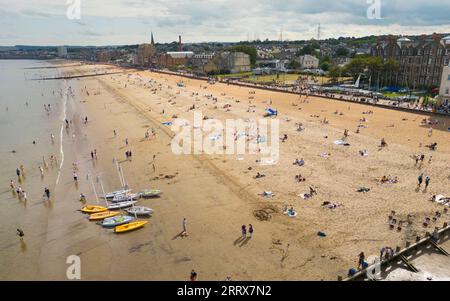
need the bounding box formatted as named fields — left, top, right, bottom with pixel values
left=344, top=57, right=366, bottom=80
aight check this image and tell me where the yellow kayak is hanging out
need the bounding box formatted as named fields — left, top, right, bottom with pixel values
left=115, top=221, right=148, bottom=233
left=81, top=205, right=107, bottom=214
left=89, top=211, right=119, bottom=221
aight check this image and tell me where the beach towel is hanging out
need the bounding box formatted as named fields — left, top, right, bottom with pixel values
left=262, top=191, right=274, bottom=198
left=260, top=158, right=276, bottom=165
left=209, top=134, right=221, bottom=141
left=265, top=108, right=278, bottom=116
left=283, top=209, right=297, bottom=217
left=357, top=187, right=370, bottom=193
left=299, top=193, right=312, bottom=200
left=324, top=203, right=341, bottom=210
left=257, top=136, right=267, bottom=143
left=434, top=195, right=450, bottom=206
left=287, top=211, right=297, bottom=217
left=334, top=140, right=350, bottom=146
left=359, top=150, right=369, bottom=157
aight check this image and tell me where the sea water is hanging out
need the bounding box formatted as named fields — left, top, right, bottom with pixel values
left=0, top=59, right=64, bottom=278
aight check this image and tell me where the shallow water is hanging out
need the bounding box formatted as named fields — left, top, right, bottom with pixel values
left=0, top=60, right=64, bottom=276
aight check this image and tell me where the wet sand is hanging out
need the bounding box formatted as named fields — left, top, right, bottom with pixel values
left=2, top=61, right=450, bottom=280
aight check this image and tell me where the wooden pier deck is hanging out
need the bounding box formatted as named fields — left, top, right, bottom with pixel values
left=340, top=222, right=450, bottom=281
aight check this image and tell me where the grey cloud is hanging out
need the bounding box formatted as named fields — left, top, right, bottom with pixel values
left=19, top=9, right=52, bottom=18
left=82, top=29, right=102, bottom=37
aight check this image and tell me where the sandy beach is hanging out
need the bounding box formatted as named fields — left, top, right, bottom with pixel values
left=2, top=61, right=450, bottom=281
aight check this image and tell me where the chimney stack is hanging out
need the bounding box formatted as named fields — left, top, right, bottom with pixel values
left=178, top=35, right=182, bottom=51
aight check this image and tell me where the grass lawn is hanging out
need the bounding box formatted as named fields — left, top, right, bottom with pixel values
left=214, top=72, right=254, bottom=79
left=243, top=74, right=352, bottom=85
left=213, top=72, right=352, bottom=86
left=382, top=92, right=410, bottom=98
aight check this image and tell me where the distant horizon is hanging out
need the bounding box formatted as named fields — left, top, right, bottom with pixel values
left=1, top=30, right=450, bottom=49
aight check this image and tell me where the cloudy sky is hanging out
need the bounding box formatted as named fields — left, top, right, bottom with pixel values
left=1, top=0, right=450, bottom=46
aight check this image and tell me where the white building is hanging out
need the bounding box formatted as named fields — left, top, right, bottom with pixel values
left=193, top=53, right=214, bottom=60
left=439, top=63, right=450, bottom=107
left=298, top=55, right=319, bottom=69
left=167, top=51, right=194, bottom=59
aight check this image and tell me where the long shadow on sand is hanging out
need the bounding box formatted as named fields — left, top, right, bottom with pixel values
left=172, top=231, right=187, bottom=240
left=234, top=236, right=251, bottom=247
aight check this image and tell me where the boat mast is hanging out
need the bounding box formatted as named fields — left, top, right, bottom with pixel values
left=97, top=175, right=109, bottom=207
left=114, top=158, right=124, bottom=187
left=119, top=164, right=128, bottom=189
left=88, top=173, right=99, bottom=204
left=131, top=202, right=138, bottom=219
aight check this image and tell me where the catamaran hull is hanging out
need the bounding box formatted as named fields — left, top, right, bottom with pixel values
left=107, top=201, right=137, bottom=210
left=100, top=215, right=135, bottom=227
left=103, top=189, right=131, bottom=199
left=126, top=207, right=154, bottom=216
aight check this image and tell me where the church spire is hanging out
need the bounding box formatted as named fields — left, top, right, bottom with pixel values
left=151, top=32, right=155, bottom=46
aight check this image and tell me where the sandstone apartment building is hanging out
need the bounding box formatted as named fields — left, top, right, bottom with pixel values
left=371, top=34, right=450, bottom=89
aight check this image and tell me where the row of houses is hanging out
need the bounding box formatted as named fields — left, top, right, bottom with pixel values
left=133, top=40, right=252, bottom=74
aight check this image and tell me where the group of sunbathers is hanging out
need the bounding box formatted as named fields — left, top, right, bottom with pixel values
left=425, top=142, right=437, bottom=151
left=293, top=158, right=305, bottom=166
left=321, top=201, right=342, bottom=209
left=381, top=175, right=398, bottom=184
left=295, top=174, right=306, bottom=182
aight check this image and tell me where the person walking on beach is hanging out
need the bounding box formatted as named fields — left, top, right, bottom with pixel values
left=16, top=168, right=21, bottom=180
left=241, top=225, right=247, bottom=239
left=125, top=138, right=128, bottom=146
left=182, top=218, right=188, bottom=237
left=73, top=172, right=78, bottom=182
left=39, top=166, right=44, bottom=177
left=44, top=187, right=50, bottom=200
left=22, top=190, right=27, bottom=202
left=190, top=270, right=197, bottom=281
left=425, top=176, right=430, bottom=189
left=428, top=127, right=433, bottom=137
left=91, top=151, right=94, bottom=160
left=248, top=224, right=253, bottom=239
left=17, top=229, right=24, bottom=241
left=357, top=252, right=365, bottom=269
left=418, top=174, right=423, bottom=187
left=10, top=179, right=15, bottom=190
left=113, top=129, right=116, bottom=137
